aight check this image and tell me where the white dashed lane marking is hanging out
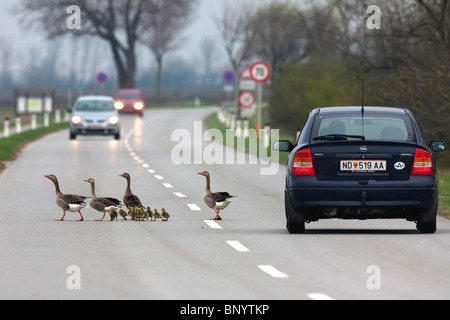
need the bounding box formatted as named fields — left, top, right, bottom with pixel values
left=203, top=220, right=223, bottom=229
left=226, top=241, right=250, bottom=252
left=258, top=265, right=289, bottom=279
left=174, top=192, right=187, bottom=198
left=307, top=293, right=335, bottom=300
left=187, top=203, right=202, bottom=211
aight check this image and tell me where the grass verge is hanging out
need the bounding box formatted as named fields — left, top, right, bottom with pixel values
left=204, top=112, right=293, bottom=163
left=438, top=171, right=450, bottom=219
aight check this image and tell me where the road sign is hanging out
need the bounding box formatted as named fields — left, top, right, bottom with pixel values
left=250, top=61, right=271, bottom=83
left=239, top=91, right=255, bottom=108
left=96, top=72, right=108, bottom=84
left=240, top=65, right=252, bottom=80
left=223, top=71, right=235, bottom=83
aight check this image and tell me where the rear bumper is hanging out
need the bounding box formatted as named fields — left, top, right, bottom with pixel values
left=286, top=175, right=438, bottom=220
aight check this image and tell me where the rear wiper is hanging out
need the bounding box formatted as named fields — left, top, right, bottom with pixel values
left=313, top=134, right=366, bottom=141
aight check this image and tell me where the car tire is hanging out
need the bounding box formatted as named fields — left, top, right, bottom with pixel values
left=114, top=132, right=121, bottom=140
left=416, top=193, right=438, bottom=234
left=285, top=190, right=306, bottom=234
left=70, top=132, right=77, bottom=140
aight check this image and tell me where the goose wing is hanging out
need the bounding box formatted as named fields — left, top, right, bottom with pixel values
left=124, top=194, right=143, bottom=208
left=208, top=192, right=234, bottom=203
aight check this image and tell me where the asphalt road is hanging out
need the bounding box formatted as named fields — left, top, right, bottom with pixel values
left=0, top=107, right=449, bottom=300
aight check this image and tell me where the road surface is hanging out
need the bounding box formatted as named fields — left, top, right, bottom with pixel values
left=0, top=107, right=449, bottom=300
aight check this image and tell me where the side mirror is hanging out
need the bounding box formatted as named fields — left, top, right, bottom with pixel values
left=273, top=140, right=294, bottom=152
left=430, top=140, right=446, bottom=152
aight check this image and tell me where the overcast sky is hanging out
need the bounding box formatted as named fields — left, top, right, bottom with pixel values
left=0, top=0, right=294, bottom=83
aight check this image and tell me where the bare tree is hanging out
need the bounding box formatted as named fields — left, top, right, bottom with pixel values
left=212, top=0, right=259, bottom=120
left=199, top=36, right=218, bottom=86
left=17, top=0, right=152, bottom=89
left=140, top=0, right=196, bottom=106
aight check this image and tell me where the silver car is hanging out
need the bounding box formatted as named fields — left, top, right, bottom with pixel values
left=69, top=96, right=121, bottom=140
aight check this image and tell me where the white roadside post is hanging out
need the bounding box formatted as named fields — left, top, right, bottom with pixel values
left=3, top=117, right=10, bottom=138
left=31, top=114, right=37, bottom=130
left=15, top=116, right=21, bottom=134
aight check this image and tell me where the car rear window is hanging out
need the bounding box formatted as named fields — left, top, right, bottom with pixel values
left=75, top=100, right=115, bottom=111
left=311, top=114, right=415, bottom=142
left=118, top=93, right=140, bottom=99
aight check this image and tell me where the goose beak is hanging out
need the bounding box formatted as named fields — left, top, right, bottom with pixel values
left=83, top=179, right=89, bottom=182
left=44, top=175, right=50, bottom=178
left=197, top=171, right=204, bottom=175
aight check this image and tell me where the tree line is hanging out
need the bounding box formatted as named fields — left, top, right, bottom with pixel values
left=14, top=0, right=450, bottom=161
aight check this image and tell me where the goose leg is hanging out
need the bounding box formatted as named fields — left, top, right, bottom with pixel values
left=78, top=211, right=84, bottom=222
left=212, top=208, right=222, bottom=220
left=56, top=211, right=66, bottom=221
left=97, top=212, right=106, bottom=222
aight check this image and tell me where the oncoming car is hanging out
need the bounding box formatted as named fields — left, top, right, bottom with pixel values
left=274, top=106, right=446, bottom=234
left=114, top=89, right=145, bottom=117
left=69, top=96, right=121, bottom=140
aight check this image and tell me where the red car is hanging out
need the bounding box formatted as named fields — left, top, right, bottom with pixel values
left=114, top=89, right=145, bottom=117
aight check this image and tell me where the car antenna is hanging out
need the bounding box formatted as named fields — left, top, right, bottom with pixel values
left=361, top=78, right=365, bottom=138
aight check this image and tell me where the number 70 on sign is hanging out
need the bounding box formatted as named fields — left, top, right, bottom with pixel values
left=250, top=61, right=271, bottom=83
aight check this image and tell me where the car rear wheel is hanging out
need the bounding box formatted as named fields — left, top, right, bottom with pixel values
left=416, top=193, right=438, bottom=234
left=70, top=132, right=77, bottom=140
left=285, top=190, right=306, bottom=234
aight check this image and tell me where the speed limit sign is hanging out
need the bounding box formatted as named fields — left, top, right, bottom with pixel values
left=239, top=91, right=255, bottom=108
left=250, top=61, right=271, bottom=83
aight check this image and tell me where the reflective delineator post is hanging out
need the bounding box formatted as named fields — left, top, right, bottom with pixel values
left=3, top=118, right=10, bottom=138
left=15, top=116, right=21, bottom=134
left=31, top=114, right=37, bottom=130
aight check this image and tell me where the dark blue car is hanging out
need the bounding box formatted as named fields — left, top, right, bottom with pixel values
left=274, top=106, right=446, bottom=234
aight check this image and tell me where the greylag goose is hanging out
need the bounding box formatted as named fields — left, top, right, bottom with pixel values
left=83, top=178, right=121, bottom=221
left=119, top=173, right=144, bottom=209
left=44, top=174, right=88, bottom=221
left=197, top=171, right=235, bottom=220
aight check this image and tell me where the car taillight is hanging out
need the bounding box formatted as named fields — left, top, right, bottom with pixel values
left=292, top=148, right=315, bottom=176
left=411, top=148, right=433, bottom=175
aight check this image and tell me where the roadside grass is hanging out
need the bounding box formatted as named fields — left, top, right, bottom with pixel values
left=438, top=171, right=450, bottom=219
left=206, top=111, right=450, bottom=219
left=0, top=121, right=69, bottom=172
left=204, top=112, right=293, bottom=164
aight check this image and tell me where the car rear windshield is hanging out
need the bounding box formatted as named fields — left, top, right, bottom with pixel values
left=311, top=113, right=415, bottom=142
left=75, top=100, right=115, bottom=112
left=118, top=93, right=140, bottom=99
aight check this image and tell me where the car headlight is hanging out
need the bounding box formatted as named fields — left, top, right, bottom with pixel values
left=114, top=101, right=124, bottom=110
left=72, top=115, right=82, bottom=124
left=134, top=102, right=144, bottom=110
left=108, top=116, right=119, bottom=125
